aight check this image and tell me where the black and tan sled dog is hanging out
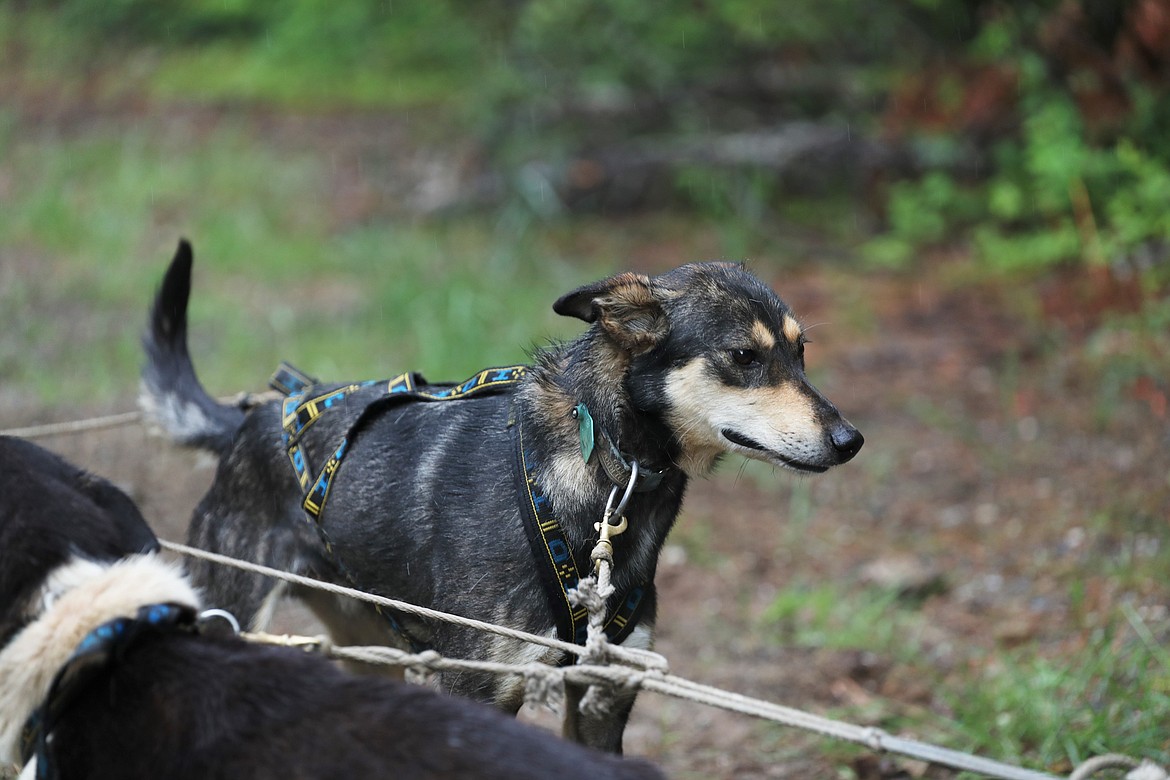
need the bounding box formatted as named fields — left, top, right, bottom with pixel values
left=140, top=240, right=863, bottom=752
left=0, top=435, right=663, bottom=779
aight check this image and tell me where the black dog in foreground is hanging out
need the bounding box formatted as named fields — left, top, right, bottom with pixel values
left=140, top=240, right=863, bottom=752
left=0, top=435, right=664, bottom=779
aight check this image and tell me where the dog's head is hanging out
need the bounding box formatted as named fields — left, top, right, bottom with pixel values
left=554, top=262, right=863, bottom=476
left=0, top=437, right=161, bottom=649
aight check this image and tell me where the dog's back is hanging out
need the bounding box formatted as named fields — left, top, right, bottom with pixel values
left=0, top=436, right=158, bottom=647
left=52, top=630, right=663, bottom=780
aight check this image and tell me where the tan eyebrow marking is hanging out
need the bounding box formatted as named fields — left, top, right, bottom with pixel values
left=750, top=320, right=776, bottom=350
left=782, top=314, right=803, bottom=344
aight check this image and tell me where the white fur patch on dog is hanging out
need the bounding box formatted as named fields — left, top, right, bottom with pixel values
left=0, top=555, right=200, bottom=764
left=137, top=384, right=219, bottom=446
left=618, top=623, right=654, bottom=652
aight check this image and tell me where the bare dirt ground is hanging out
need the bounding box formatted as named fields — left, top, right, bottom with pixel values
left=3, top=104, right=1168, bottom=780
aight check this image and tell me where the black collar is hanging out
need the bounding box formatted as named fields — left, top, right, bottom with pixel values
left=571, top=402, right=668, bottom=493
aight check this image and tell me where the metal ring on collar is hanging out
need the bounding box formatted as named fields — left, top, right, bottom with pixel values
left=604, top=459, right=640, bottom=523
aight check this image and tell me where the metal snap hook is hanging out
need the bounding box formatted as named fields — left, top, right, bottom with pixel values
left=597, top=459, right=639, bottom=540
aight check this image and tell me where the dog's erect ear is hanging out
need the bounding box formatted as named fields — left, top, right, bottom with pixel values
left=553, top=272, right=667, bottom=353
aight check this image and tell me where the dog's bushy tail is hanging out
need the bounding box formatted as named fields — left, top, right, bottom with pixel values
left=139, top=240, right=244, bottom=456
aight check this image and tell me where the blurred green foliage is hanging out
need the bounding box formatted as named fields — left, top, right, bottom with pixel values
left=874, top=83, right=1170, bottom=276
left=9, top=0, right=1170, bottom=330
left=0, top=115, right=602, bottom=403
left=862, top=6, right=1170, bottom=287
left=34, top=0, right=1170, bottom=289
left=39, top=0, right=492, bottom=107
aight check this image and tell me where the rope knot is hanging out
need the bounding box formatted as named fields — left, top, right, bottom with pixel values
left=522, top=663, right=565, bottom=713
left=404, top=649, right=442, bottom=684
left=568, top=574, right=613, bottom=615
left=576, top=666, right=621, bottom=718
left=568, top=574, right=615, bottom=668
left=590, top=539, right=614, bottom=569
left=413, top=649, right=443, bottom=668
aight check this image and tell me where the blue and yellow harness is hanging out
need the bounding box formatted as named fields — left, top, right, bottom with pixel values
left=270, top=362, right=648, bottom=651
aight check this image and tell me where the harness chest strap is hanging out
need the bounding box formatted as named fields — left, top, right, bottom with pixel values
left=513, top=419, right=648, bottom=647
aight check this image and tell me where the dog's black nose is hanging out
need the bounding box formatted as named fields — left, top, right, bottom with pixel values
left=830, top=424, right=864, bottom=462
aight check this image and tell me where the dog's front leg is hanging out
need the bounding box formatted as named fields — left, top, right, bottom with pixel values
left=562, top=681, right=637, bottom=754
left=562, top=598, right=658, bottom=752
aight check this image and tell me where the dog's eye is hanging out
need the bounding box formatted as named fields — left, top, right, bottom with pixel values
left=731, top=348, right=758, bottom=366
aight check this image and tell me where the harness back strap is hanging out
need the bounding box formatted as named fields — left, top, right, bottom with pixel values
left=285, top=366, right=529, bottom=520
left=272, top=362, right=649, bottom=650
left=273, top=365, right=528, bottom=652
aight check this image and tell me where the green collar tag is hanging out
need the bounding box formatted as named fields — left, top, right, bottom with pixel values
left=575, top=403, right=595, bottom=463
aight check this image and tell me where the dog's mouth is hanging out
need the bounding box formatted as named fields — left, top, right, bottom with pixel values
left=720, top=429, right=829, bottom=474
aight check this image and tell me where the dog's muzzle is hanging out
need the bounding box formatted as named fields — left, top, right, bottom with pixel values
left=720, top=421, right=863, bottom=472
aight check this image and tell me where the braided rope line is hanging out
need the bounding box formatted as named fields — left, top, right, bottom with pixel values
left=158, top=540, right=667, bottom=672
left=164, top=538, right=1169, bottom=780
left=0, top=411, right=144, bottom=439
left=0, top=392, right=278, bottom=440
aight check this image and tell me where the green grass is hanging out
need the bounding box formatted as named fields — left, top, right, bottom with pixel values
left=0, top=115, right=607, bottom=407
left=759, top=582, right=1170, bottom=774
left=762, top=581, right=926, bottom=659
left=946, top=606, right=1170, bottom=773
